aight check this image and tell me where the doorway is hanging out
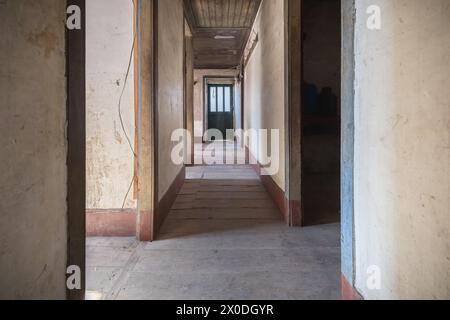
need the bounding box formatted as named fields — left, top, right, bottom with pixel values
left=207, top=84, right=234, bottom=139
left=68, top=0, right=354, bottom=298
left=301, top=0, right=341, bottom=226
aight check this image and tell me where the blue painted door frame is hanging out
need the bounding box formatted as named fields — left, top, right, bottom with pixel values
left=341, top=0, right=356, bottom=286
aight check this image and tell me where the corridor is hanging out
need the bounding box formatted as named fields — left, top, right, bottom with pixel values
left=3, top=0, right=449, bottom=301
left=86, top=165, right=340, bottom=300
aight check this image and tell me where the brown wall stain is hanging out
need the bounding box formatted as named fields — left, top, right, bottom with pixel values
left=27, top=26, right=58, bottom=58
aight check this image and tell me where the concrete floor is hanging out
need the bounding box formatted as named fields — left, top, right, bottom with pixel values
left=86, top=164, right=341, bottom=300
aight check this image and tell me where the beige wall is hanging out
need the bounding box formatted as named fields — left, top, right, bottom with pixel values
left=194, top=69, right=239, bottom=139
left=86, top=0, right=136, bottom=209
left=0, top=0, right=67, bottom=299
left=158, top=0, right=184, bottom=199
left=244, top=0, right=285, bottom=190
left=353, top=0, right=450, bottom=299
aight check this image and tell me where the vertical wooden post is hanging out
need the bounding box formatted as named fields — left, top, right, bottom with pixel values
left=136, top=0, right=158, bottom=241
left=184, top=21, right=195, bottom=165
left=284, top=0, right=302, bottom=226
left=67, top=0, right=86, bottom=299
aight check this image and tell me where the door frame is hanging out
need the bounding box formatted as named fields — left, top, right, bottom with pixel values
left=206, top=83, right=235, bottom=136
left=135, top=0, right=159, bottom=242
left=67, top=0, right=356, bottom=300
left=284, top=0, right=357, bottom=295
left=340, top=0, right=357, bottom=295
left=284, top=0, right=303, bottom=227
left=202, top=76, right=236, bottom=141
left=66, top=0, right=86, bottom=301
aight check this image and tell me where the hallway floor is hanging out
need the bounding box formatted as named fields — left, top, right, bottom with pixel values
left=86, top=165, right=340, bottom=300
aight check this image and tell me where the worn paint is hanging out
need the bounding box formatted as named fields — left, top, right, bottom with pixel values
left=0, top=0, right=67, bottom=299
left=353, top=0, right=450, bottom=299
left=341, top=0, right=356, bottom=287
left=86, top=0, right=137, bottom=209
left=136, top=0, right=156, bottom=241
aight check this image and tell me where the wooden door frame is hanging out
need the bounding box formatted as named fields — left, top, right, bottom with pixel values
left=284, top=0, right=357, bottom=296
left=135, top=0, right=158, bottom=242
left=183, top=19, right=195, bottom=165
left=202, top=76, right=236, bottom=141
left=284, top=0, right=302, bottom=227
left=66, top=0, right=86, bottom=301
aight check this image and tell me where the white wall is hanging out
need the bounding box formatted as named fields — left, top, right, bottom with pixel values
left=234, top=80, right=242, bottom=131
left=244, top=0, right=285, bottom=190
left=158, top=0, right=185, bottom=199
left=86, top=0, right=136, bottom=209
left=0, top=0, right=67, bottom=299
left=353, top=0, right=450, bottom=299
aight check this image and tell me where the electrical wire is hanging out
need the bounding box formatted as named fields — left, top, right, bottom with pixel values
left=118, top=35, right=137, bottom=159
left=119, top=28, right=137, bottom=209
left=121, top=174, right=135, bottom=209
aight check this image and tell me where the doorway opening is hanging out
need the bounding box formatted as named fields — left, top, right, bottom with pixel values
left=191, top=73, right=243, bottom=167
left=207, top=84, right=235, bottom=139
left=65, top=0, right=346, bottom=300
left=84, top=0, right=140, bottom=300
left=202, top=76, right=240, bottom=143
left=301, top=0, right=342, bottom=226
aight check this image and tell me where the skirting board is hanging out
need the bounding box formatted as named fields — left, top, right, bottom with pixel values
left=341, top=273, right=364, bottom=300
left=245, top=146, right=291, bottom=225
left=86, top=209, right=136, bottom=237
left=87, top=167, right=186, bottom=239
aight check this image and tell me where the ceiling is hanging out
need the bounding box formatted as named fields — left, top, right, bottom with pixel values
left=184, top=0, right=262, bottom=69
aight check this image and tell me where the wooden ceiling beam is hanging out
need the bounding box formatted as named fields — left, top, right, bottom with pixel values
left=184, top=0, right=261, bottom=69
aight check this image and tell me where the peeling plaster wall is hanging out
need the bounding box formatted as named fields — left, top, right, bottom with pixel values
left=86, top=0, right=136, bottom=210
left=353, top=0, right=450, bottom=299
left=0, top=0, right=67, bottom=299
left=158, top=0, right=184, bottom=200
left=244, top=0, right=285, bottom=190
